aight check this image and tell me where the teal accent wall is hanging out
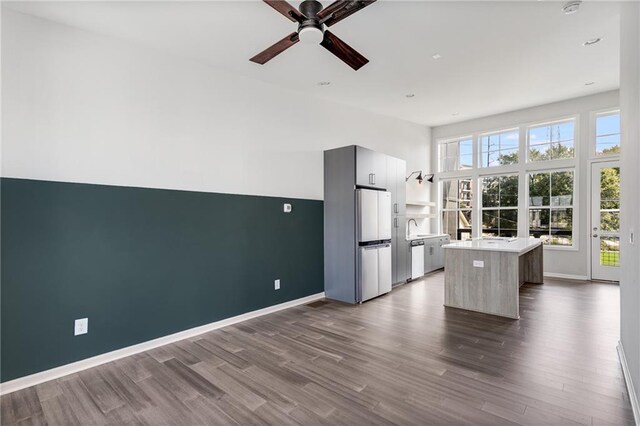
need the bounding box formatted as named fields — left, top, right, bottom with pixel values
left=1, top=178, right=324, bottom=382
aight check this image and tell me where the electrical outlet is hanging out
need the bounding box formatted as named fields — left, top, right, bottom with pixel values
left=74, top=318, right=88, bottom=336
left=283, top=203, right=292, bottom=213
left=473, top=260, right=484, bottom=268
left=274, top=279, right=281, bottom=290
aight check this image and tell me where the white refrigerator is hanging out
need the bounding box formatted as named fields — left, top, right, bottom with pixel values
left=356, top=189, right=392, bottom=302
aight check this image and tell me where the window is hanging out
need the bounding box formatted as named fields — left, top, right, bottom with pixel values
left=439, top=138, right=473, bottom=172
left=441, top=178, right=473, bottom=240
left=527, top=119, right=575, bottom=162
left=480, top=129, right=519, bottom=167
left=481, top=175, right=519, bottom=237
left=595, top=111, right=621, bottom=156
left=528, top=170, right=575, bottom=246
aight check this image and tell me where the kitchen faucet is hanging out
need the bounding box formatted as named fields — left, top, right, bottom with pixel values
left=407, top=218, right=418, bottom=237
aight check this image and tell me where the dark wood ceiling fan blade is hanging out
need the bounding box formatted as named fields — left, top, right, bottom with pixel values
left=318, top=0, right=376, bottom=27
left=250, top=32, right=300, bottom=65
left=320, top=30, right=368, bottom=70
left=316, top=0, right=349, bottom=20
left=263, top=0, right=305, bottom=22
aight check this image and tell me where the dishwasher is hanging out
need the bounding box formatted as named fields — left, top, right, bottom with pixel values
left=410, top=240, right=425, bottom=280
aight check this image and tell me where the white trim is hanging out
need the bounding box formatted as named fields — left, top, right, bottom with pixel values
left=617, top=341, right=640, bottom=425
left=543, top=272, right=588, bottom=281
left=0, top=292, right=325, bottom=396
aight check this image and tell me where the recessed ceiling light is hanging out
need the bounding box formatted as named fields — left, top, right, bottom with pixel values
left=583, top=38, right=602, bottom=46
left=585, top=81, right=595, bottom=86
left=317, top=81, right=331, bottom=86
left=405, top=94, right=415, bottom=98
left=432, top=53, right=442, bottom=60
left=562, top=1, right=581, bottom=14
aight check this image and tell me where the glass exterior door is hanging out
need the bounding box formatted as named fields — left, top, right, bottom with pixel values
left=591, top=161, right=620, bottom=281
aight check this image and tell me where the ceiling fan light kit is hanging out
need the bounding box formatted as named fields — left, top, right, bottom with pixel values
left=250, top=0, right=376, bottom=71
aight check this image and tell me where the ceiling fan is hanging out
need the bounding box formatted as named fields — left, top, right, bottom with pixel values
left=250, top=0, right=376, bottom=71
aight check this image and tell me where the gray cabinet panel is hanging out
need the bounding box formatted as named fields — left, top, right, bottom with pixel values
left=386, top=156, right=406, bottom=216
left=424, top=236, right=450, bottom=273
left=395, top=158, right=406, bottom=216
left=392, top=216, right=410, bottom=284
left=424, top=241, right=435, bottom=274
left=356, top=146, right=387, bottom=189
left=324, top=147, right=357, bottom=303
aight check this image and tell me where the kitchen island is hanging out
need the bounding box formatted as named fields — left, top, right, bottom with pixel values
left=443, top=238, right=543, bottom=319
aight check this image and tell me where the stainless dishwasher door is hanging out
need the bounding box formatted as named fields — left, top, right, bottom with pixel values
left=411, top=242, right=425, bottom=279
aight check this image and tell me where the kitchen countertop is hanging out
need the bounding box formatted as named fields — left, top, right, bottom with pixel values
left=443, top=237, right=542, bottom=254
left=406, top=233, right=449, bottom=241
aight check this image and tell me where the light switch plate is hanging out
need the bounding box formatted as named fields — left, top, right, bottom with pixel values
left=473, top=260, right=484, bottom=268
left=74, top=318, right=88, bottom=336
left=274, top=279, right=281, bottom=290
left=283, top=204, right=292, bottom=213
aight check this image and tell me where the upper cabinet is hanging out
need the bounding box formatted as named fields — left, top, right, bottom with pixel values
left=386, top=155, right=407, bottom=217
left=356, top=146, right=387, bottom=189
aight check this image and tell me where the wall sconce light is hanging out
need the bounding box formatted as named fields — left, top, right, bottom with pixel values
left=405, top=171, right=434, bottom=184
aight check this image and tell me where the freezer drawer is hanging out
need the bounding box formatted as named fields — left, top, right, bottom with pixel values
left=359, top=243, right=392, bottom=302
left=378, top=244, right=392, bottom=295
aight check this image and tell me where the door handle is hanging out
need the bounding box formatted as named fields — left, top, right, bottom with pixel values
left=369, top=173, right=375, bottom=185
left=394, top=218, right=398, bottom=228
left=394, top=203, right=398, bottom=213
left=593, top=234, right=599, bottom=238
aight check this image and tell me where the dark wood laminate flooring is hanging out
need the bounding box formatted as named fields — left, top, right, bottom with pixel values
left=1, top=273, right=633, bottom=425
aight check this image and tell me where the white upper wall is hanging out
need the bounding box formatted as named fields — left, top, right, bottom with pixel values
left=1, top=9, right=431, bottom=201
left=431, top=91, right=620, bottom=278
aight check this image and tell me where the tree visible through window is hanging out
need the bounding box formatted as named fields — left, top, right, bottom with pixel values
left=599, top=166, right=621, bottom=266
left=528, top=120, right=575, bottom=161
left=596, top=112, right=621, bottom=156
left=480, top=130, right=519, bottom=167
left=482, top=175, right=518, bottom=237
left=528, top=170, right=574, bottom=246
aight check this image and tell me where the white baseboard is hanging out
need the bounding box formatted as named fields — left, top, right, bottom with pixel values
left=543, top=272, right=589, bottom=281
left=0, top=292, right=325, bottom=396
left=618, top=341, right=640, bottom=425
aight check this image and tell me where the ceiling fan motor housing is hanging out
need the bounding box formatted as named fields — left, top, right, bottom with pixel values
left=298, top=0, right=325, bottom=43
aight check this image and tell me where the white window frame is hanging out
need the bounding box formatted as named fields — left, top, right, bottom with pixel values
left=438, top=136, right=474, bottom=172
left=526, top=117, right=577, bottom=163
left=435, top=114, right=579, bottom=251
left=591, top=109, right=621, bottom=159
left=526, top=168, right=577, bottom=248
left=440, top=177, right=474, bottom=241
left=480, top=173, right=519, bottom=238
left=478, top=128, right=520, bottom=168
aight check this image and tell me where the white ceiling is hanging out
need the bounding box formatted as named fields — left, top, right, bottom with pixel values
left=4, top=1, right=621, bottom=126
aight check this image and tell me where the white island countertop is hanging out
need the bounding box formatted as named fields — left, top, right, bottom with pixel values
left=443, top=237, right=542, bottom=255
